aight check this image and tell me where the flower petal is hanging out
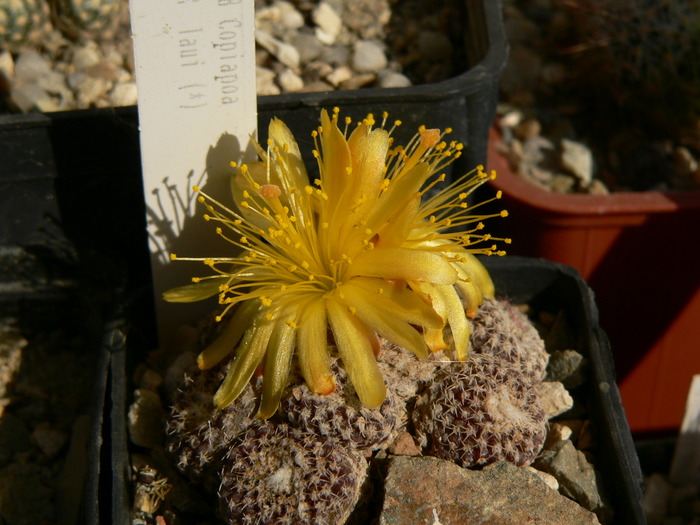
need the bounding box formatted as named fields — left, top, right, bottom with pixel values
left=162, top=277, right=228, bottom=302
left=350, top=248, right=457, bottom=284
left=197, top=299, right=259, bottom=370
left=326, top=297, right=386, bottom=408
left=297, top=300, right=335, bottom=395
left=341, top=279, right=430, bottom=359
left=257, top=315, right=297, bottom=419
left=213, top=314, right=275, bottom=409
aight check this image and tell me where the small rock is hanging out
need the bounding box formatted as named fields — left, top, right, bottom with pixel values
left=526, top=466, right=560, bottom=491
left=256, top=66, right=281, bottom=96
left=534, top=439, right=609, bottom=520
left=72, top=43, right=102, bottom=71
left=32, top=423, right=67, bottom=459
left=291, top=33, right=324, bottom=64
left=387, top=431, right=421, bottom=456
left=377, top=70, right=412, bottom=88
left=546, top=349, right=587, bottom=389
left=515, top=117, right=542, bottom=141
left=379, top=456, right=600, bottom=524
left=537, top=381, right=574, bottom=419
left=300, top=80, right=334, bottom=93
left=548, top=173, right=577, bottom=193
left=587, top=179, right=610, bottom=195
left=256, top=30, right=300, bottom=69
left=276, top=0, right=305, bottom=30
left=642, top=473, right=673, bottom=525
left=110, top=81, right=138, bottom=107
left=313, top=2, right=343, bottom=45
left=277, top=68, right=304, bottom=92
left=544, top=421, right=573, bottom=449
left=325, top=65, right=354, bottom=87
left=342, top=0, right=391, bottom=39
left=128, top=388, right=165, bottom=449
left=13, top=49, right=52, bottom=83
left=561, top=138, right=594, bottom=188
left=339, top=72, right=375, bottom=90
left=75, top=75, right=111, bottom=108
left=352, top=40, right=388, bottom=73
left=0, top=50, right=15, bottom=80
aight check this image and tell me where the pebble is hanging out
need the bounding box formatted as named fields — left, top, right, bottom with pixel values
left=561, top=138, right=594, bottom=188
left=312, top=2, right=343, bottom=45
left=537, top=381, right=574, bottom=419
left=352, top=39, right=388, bottom=73
left=2, top=0, right=469, bottom=113
left=277, top=68, right=304, bottom=92
left=31, top=423, right=68, bottom=459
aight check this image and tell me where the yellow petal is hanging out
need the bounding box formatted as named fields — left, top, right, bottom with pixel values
left=257, top=315, right=297, bottom=419
left=197, top=299, right=260, bottom=370
left=326, top=297, right=386, bottom=408
left=342, top=280, right=429, bottom=359
left=437, top=283, right=471, bottom=361
left=162, top=277, right=227, bottom=302
left=457, top=253, right=496, bottom=299
left=318, top=109, right=352, bottom=204
left=350, top=248, right=457, bottom=284
left=213, top=314, right=274, bottom=409
left=268, top=117, right=310, bottom=193
left=297, top=300, right=335, bottom=395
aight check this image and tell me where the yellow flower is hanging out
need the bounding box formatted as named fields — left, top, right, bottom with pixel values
left=165, top=108, right=509, bottom=418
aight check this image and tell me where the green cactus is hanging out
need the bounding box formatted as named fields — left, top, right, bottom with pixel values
left=0, top=0, right=52, bottom=50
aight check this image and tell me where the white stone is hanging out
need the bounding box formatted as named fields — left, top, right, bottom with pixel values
left=72, top=43, right=102, bottom=71
left=277, top=0, right=305, bottom=29
left=110, top=82, right=138, bottom=107
left=536, top=381, right=574, bottom=419
left=11, top=83, right=54, bottom=112
left=526, top=466, right=560, bottom=491
left=561, top=138, right=594, bottom=187
left=325, top=65, right=353, bottom=87
left=377, top=70, right=412, bottom=88
left=277, top=68, right=304, bottom=92
left=352, top=40, right=387, bottom=73
left=256, top=66, right=281, bottom=96
left=312, top=2, right=343, bottom=44
left=76, top=76, right=112, bottom=108
left=255, top=30, right=300, bottom=69
left=14, top=50, right=52, bottom=84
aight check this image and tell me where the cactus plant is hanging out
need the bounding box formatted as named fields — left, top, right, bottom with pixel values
left=218, top=423, right=367, bottom=525
left=412, top=354, right=547, bottom=468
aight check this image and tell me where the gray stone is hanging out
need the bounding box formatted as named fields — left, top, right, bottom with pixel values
left=342, top=0, right=391, bottom=39
left=534, top=439, right=610, bottom=521
left=379, top=456, right=599, bottom=524
left=352, top=40, right=387, bottom=73
left=537, top=381, right=574, bottom=419
left=128, top=388, right=165, bottom=449
left=110, top=81, right=138, bottom=107
left=291, top=33, right=324, bottom=64
left=546, top=349, right=587, bottom=389
left=642, top=473, right=673, bottom=525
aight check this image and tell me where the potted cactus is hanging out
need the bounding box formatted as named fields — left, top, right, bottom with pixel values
left=112, top=108, right=645, bottom=525
left=488, top=0, right=700, bottom=437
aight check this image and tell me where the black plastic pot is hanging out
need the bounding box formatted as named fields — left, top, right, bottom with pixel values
left=109, top=256, right=645, bottom=524
left=0, top=246, right=122, bottom=525
left=0, top=0, right=508, bottom=294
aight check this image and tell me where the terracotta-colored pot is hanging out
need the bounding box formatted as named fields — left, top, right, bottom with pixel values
left=487, top=126, right=700, bottom=436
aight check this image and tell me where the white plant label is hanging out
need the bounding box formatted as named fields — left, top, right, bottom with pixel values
left=130, top=0, right=257, bottom=347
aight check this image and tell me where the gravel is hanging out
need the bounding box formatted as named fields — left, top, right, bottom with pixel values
left=0, top=0, right=469, bottom=113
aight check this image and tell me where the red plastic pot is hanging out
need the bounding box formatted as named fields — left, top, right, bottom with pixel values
left=487, top=127, right=700, bottom=437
